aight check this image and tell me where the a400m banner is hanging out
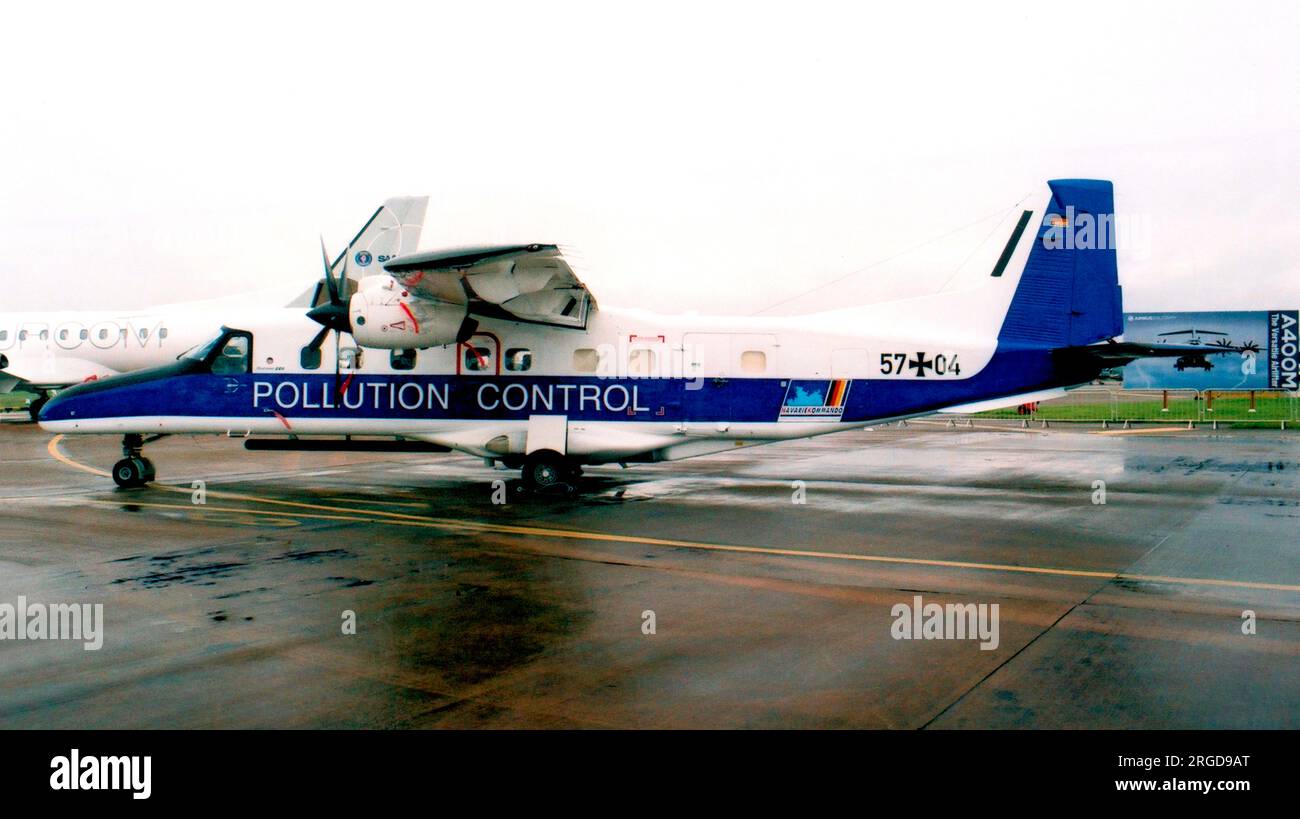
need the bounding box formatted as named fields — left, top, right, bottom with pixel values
left=1269, top=310, right=1298, bottom=391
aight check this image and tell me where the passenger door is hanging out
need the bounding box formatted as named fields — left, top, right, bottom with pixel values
left=683, top=332, right=731, bottom=425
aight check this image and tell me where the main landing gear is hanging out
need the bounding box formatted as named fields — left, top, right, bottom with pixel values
left=518, top=450, right=581, bottom=497
left=112, top=433, right=159, bottom=489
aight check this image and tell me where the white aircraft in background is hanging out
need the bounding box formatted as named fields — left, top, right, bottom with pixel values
left=1, top=197, right=428, bottom=420
left=41, top=180, right=1251, bottom=493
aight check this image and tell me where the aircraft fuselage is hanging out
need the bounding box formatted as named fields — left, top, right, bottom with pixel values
left=38, top=303, right=1096, bottom=465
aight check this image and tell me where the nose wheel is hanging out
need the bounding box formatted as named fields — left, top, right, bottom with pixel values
left=111, top=433, right=159, bottom=488
left=112, top=456, right=155, bottom=489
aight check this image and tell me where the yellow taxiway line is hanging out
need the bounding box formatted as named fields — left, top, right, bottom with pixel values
left=47, top=434, right=110, bottom=477
left=49, top=435, right=1300, bottom=595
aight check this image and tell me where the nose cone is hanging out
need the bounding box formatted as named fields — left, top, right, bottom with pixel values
left=37, top=376, right=119, bottom=430
left=38, top=357, right=204, bottom=432
left=37, top=389, right=75, bottom=427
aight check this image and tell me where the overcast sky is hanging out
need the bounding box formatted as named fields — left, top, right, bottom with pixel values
left=2, top=0, right=1296, bottom=316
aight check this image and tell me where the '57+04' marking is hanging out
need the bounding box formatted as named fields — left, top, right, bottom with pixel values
left=879, top=352, right=961, bottom=377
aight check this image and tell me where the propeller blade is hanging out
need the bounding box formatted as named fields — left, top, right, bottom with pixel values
left=305, top=325, right=331, bottom=352
left=339, top=249, right=350, bottom=301
left=333, top=330, right=357, bottom=399
left=320, top=237, right=339, bottom=305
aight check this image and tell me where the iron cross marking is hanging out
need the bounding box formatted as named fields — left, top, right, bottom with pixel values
left=907, top=352, right=935, bottom=377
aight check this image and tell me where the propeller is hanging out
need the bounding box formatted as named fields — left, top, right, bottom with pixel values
left=1208, top=337, right=1261, bottom=354
left=304, top=239, right=354, bottom=395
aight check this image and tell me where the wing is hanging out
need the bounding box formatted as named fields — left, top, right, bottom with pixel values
left=0, top=352, right=120, bottom=390
left=382, top=244, right=595, bottom=329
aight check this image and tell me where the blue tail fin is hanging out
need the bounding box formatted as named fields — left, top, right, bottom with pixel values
left=997, top=179, right=1123, bottom=348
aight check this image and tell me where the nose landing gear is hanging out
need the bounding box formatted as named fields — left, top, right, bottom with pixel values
left=112, top=433, right=159, bottom=489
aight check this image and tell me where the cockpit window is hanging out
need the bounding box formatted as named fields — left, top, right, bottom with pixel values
left=212, top=335, right=251, bottom=375
left=182, top=334, right=224, bottom=362
left=182, top=328, right=253, bottom=374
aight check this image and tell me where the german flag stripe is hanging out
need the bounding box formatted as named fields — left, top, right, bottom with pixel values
left=826, top=379, right=849, bottom=407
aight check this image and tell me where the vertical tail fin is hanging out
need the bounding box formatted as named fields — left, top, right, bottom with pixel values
left=997, top=179, right=1123, bottom=348
left=288, top=196, right=430, bottom=309
left=332, top=195, right=430, bottom=274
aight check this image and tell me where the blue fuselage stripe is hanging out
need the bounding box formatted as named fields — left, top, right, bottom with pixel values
left=41, top=344, right=1084, bottom=424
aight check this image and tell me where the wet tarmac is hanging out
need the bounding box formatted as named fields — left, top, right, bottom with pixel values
left=0, top=415, right=1297, bottom=728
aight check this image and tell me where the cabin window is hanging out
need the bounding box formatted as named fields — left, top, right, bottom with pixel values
left=98, top=328, right=108, bottom=340
left=39, top=330, right=48, bottom=341
left=572, top=348, right=599, bottom=373
left=0, top=330, right=6, bottom=341
left=340, top=347, right=363, bottom=371
left=18, top=330, right=27, bottom=341
left=300, top=345, right=322, bottom=370
left=391, top=349, right=417, bottom=371
left=628, top=348, right=657, bottom=377
left=159, top=328, right=168, bottom=340
left=463, top=345, right=492, bottom=372
left=740, top=350, right=767, bottom=374
left=139, top=328, right=148, bottom=340
left=211, top=335, right=251, bottom=375
left=58, top=329, right=68, bottom=341
left=79, top=329, right=88, bottom=340
left=505, top=348, right=532, bottom=372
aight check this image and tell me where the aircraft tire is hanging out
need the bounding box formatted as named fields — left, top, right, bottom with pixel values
left=522, top=451, right=566, bottom=492
left=112, top=457, right=153, bottom=489
left=27, top=395, right=47, bottom=423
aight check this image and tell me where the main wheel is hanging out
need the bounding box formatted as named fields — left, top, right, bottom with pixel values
left=522, top=452, right=565, bottom=491
left=112, top=456, right=153, bottom=488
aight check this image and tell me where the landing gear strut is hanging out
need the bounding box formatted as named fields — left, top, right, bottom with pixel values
left=112, top=433, right=157, bottom=489
left=521, top=450, right=577, bottom=497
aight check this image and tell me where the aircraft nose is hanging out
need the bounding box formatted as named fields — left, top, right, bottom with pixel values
left=38, top=356, right=204, bottom=432
left=37, top=389, right=80, bottom=428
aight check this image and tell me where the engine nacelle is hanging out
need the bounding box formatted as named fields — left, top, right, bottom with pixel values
left=348, top=275, right=468, bottom=349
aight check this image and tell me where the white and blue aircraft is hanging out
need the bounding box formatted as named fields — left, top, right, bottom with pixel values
left=1, top=196, right=427, bottom=420
left=39, top=180, right=1244, bottom=492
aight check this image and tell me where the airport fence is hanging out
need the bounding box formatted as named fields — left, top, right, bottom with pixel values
left=972, top=387, right=1299, bottom=427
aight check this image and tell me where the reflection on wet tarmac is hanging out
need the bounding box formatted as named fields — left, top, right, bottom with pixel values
left=0, top=421, right=1296, bottom=728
